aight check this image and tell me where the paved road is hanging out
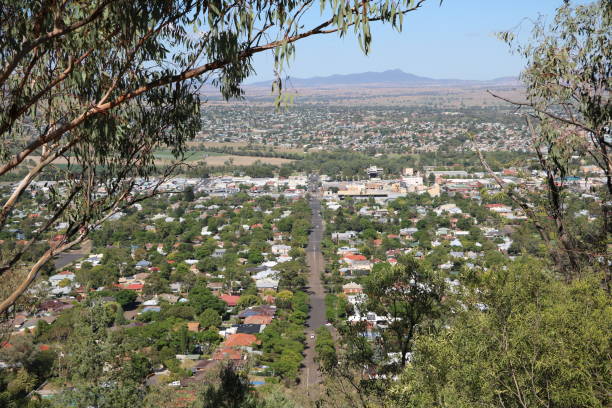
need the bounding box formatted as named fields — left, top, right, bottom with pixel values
left=53, top=239, right=92, bottom=270
left=300, top=189, right=327, bottom=392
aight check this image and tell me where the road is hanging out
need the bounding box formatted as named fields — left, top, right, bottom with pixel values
left=300, top=181, right=327, bottom=392
left=53, top=239, right=92, bottom=270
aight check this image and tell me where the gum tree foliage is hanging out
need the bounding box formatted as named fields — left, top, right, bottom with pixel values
left=198, top=307, right=222, bottom=329
left=361, top=256, right=445, bottom=370
left=0, top=0, right=432, bottom=314
left=320, top=256, right=445, bottom=407
left=484, top=0, right=611, bottom=281
left=0, top=335, right=56, bottom=404
left=58, top=303, right=152, bottom=408
left=188, top=283, right=226, bottom=315
left=192, top=364, right=263, bottom=408
left=385, top=260, right=611, bottom=408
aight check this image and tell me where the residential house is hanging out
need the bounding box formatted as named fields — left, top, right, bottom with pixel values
left=219, top=294, right=240, bottom=307
left=49, top=271, right=75, bottom=287
left=223, top=333, right=260, bottom=348
left=342, top=282, right=364, bottom=295
left=270, top=244, right=291, bottom=256
left=255, top=278, right=279, bottom=291
left=243, top=315, right=273, bottom=325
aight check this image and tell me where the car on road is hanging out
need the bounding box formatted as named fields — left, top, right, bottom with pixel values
left=310, top=334, right=315, bottom=339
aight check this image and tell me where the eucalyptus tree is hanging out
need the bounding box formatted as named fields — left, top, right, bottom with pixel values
left=385, top=259, right=611, bottom=408
left=319, top=256, right=446, bottom=408
left=481, top=0, right=611, bottom=280
left=360, top=255, right=445, bottom=370
left=0, top=0, right=431, bottom=314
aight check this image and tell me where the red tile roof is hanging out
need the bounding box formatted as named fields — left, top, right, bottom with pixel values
left=211, top=347, right=243, bottom=360
left=244, top=315, right=273, bottom=325
left=219, top=294, right=240, bottom=307
left=345, top=254, right=367, bottom=261
left=223, top=333, right=259, bottom=347
left=115, top=283, right=144, bottom=291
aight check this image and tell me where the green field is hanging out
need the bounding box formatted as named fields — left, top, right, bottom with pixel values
left=153, top=150, right=224, bottom=161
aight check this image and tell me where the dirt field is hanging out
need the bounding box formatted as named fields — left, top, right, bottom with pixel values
left=31, top=153, right=294, bottom=168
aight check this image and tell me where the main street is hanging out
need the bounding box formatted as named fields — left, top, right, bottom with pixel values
left=300, top=177, right=327, bottom=392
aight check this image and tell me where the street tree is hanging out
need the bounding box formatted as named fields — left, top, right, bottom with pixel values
left=361, top=256, right=446, bottom=370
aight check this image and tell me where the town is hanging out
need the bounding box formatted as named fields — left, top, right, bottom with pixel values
left=196, top=104, right=532, bottom=154
left=1, top=1, right=608, bottom=407
left=1, top=154, right=606, bottom=404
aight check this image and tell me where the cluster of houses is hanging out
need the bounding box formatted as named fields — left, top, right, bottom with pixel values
left=147, top=303, right=278, bottom=388
left=325, top=196, right=519, bottom=278
left=322, top=168, right=440, bottom=200
left=1, top=188, right=313, bottom=398
left=319, top=164, right=606, bottom=207
left=197, top=103, right=535, bottom=153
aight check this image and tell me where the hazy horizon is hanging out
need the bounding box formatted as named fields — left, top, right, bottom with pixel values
left=246, top=68, right=520, bottom=85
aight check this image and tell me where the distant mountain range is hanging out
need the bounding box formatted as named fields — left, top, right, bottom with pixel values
left=248, top=69, right=519, bottom=88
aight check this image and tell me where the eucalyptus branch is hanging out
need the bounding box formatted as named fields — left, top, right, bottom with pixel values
left=96, top=8, right=193, bottom=106
left=487, top=90, right=597, bottom=134
left=473, top=141, right=553, bottom=252
left=0, top=186, right=82, bottom=276
left=0, top=136, right=81, bottom=230
left=0, top=47, right=96, bottom=138
left=0, top=0, right=118, bottom=87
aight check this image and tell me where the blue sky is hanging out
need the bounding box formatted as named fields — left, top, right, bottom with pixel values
left=249, top=0, right=590, bottom=82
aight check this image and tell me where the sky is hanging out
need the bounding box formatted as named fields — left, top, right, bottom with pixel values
left=249, top=0, right=591, bottom=82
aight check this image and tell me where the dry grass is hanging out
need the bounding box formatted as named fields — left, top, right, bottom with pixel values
left=31, top=153, right=294, bottom=168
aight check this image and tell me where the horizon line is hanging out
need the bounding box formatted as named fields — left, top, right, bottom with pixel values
left=246, top=69, right=521, bottom=85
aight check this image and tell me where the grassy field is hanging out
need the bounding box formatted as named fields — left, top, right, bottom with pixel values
left=197, top=141, right=305, bottom=154
left=153, top=149, right=224, bottom=161
left=153, top=149, right=295, bottom=166
left=201, top=155, right=294, bottom=166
